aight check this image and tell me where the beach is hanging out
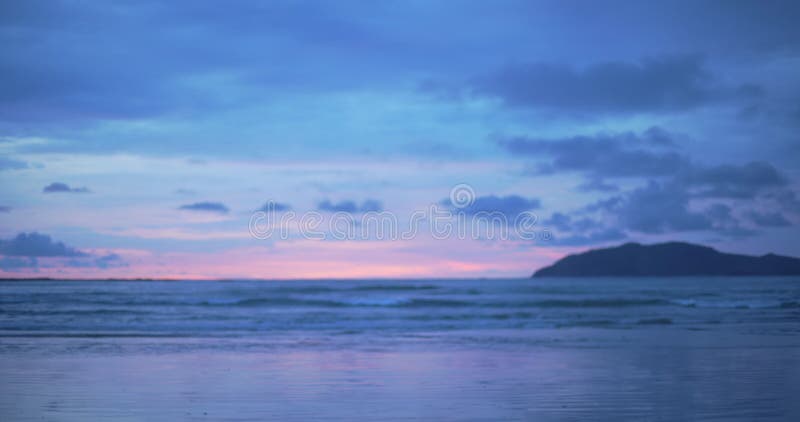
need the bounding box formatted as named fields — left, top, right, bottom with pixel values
left=1, top=277, right=799, bottom=420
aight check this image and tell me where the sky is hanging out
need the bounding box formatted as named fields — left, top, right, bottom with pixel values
left=1, top=0, right=799, bottom=279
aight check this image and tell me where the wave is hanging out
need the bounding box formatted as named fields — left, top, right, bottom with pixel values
left=556, top=319, right=616, bottom=328
left=247, top=284, right=440, bottom=294
left=4, top=293, right=796, bottom=311
left=0, top=309, right=150, bottom=316
left=1, top=296, right=675, bottom=309
left=206, top=297, right=672, bottom=309
left=263, top=285, right=440, bottom=295
left=350, top=285, right=439, bottom=292
left=228, top=297, right=471, bottom=308
left=515, top=298, right=669, bottom=308
left=636, top=318, right=673, bottom=325
left=670, top=299, right=799, bottom=309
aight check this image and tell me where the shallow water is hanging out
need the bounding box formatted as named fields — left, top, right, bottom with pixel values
left=1, top=277, right=799, bottom=420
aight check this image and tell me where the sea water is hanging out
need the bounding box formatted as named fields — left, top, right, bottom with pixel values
left=1, top=277, right=799, bottom=420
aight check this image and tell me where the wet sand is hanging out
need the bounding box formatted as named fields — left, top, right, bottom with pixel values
left=2, top=329, right=799, bottom=421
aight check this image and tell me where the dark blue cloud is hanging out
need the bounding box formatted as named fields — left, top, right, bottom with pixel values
left=582, top=196, right=625, bottom=214
left=0, top=256, right=38, bottom=270
left=497, top=127, right=691, bottom=178
left=581, top=182, right=760, bottom=238
left=542, top=211, right=627, bottom=247
left=43, top=182, right=90, bottom=193
left=747, top=211, right=791, bottom=227
left=705, top=203, right=736, bottom=225
left=551, top=228, right=627, bottom=247
left=544, top=212, right=603, bottom=233
left=456, top=55, right=761, bottom=115
left=442, top=195, right=540, bottom=217
left=258, top=202, right=292, bottom=212
left=359, top=199, right=383, bottom=213
left=0, top=253, right=125, bottom=271
left=498, top=127, right=789, bottom=203
left=178, top=202, right=230, bottom=214
left=0, top=232, right=127, bottom=270
left=680, top=161, right=787, bottom=199
left=576, top=178, right=619, bottom=193
left=318, top=200, right=357, bottom=213
left=607, top=181, right=713, bottom=234
left=0, top=205, right=10, bottom=212
left=318, top=199, right=383, bottom=213
left=544, top=212, right=572, bottom=232
left=766, top=190, right=800, bottom=213
left=65, top=253, right=126, bottom=269
left=0, top=232, right=86, bottom=257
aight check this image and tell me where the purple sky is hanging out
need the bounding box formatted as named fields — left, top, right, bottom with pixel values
left=1, top=1, right=799, bottom=278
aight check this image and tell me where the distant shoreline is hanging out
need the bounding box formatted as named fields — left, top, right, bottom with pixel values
left=0, top=277, right=508, bottom=282
left=2, top=275, right=799, bottom=282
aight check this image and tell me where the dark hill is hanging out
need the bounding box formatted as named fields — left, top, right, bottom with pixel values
left=533, top=242, right=800, bottom=277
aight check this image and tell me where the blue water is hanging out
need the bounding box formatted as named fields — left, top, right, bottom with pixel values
left=1, top=277, right=799, bottom=420
left=1, top=277, right=798, bottom=343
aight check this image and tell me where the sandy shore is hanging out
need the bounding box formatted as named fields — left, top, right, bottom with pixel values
left=2, top=330, right=799, bottom=421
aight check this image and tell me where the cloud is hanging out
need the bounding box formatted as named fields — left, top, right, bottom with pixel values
left=498, top=127, right=789, bottom=203
left=359, top=199, right=383, bottom=212
left=747, top=210, right=791, bottom=227
left=765, top=189, right=800, bottom=213
left=535, top=147, right=789, bottom=242
left=0, top=232, right=129, bottom=270
left=174, top=188, right=197, bottom=196
left=65, top=253, right=126, bottom=269
left=542, top=211, right=625, bottom=246
left=0, top=156, right=28, bottom=170
left=497, top=127, right=691, bottom=178
left=398, top=142, right=470, bottom=161
left=1, top=2, right=795, bottom=132
left=0, top=232, right=86, bottom=257
left=610, top=181, right=715, bottom=234
left=258, top=201, right=292, bottom=212
left=705, top=203, right=736, bottom=224
left=467, top=55, right=759, bottom=115
left=0, top=1, right=394, bottom=127
left=680, top=161, right=787, bottom=199
left=582, top=196, right=625, bottom=213
left=442, top=195, right=540, bottom=217
left=704, top=203, right=756, bottom=237
left=317, top=199, right=383, bottom=213
left=543, top=212, right=603, bottom=233
left=551, top=228, right=627, bottom=246
left=0, top=206, right=10, bottom=212
left=42, top=182, right=90, bottom=193
left=1, top=254, right=127, bottom=271
left=543, top=212, right=572, bottom=232
left=0, top=256, right=38, bottom=270
left=576, top=178, right=619, bottom=192
left=579, top=181, right=762, bottom=239
left=318, top=200, right=357, bottom=213
left=178, top=202, right=230, bottom=214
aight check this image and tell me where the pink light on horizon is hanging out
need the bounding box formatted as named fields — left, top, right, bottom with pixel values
left=0, top=238, right=576, bottom=280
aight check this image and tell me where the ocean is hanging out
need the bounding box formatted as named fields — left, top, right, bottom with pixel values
left=1, top=277, right=799, bottom=420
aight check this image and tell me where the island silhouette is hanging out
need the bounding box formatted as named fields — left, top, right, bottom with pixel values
left=533, top=242, right=800, bottom=277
